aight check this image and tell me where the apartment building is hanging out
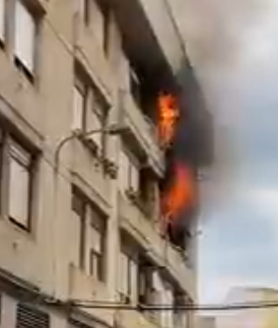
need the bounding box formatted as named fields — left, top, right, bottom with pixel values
left=0, top=0, right=209, bottom=328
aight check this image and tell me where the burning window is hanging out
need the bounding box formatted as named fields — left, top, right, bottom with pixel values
left=162, top=163, right=196, bottom=222
left=158, top=93, right=179, bottom=148
left=161, top=162, right=196, bottom=249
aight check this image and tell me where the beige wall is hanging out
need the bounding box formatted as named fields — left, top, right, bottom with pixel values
left=0, top=0, right=196, bottom=327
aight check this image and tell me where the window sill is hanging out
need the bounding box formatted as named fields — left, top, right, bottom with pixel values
left=14, top=57, right=35, bottom=84
left=8, top=216, right=31, bottom=233
left=0, top=215, right=35, bottom=243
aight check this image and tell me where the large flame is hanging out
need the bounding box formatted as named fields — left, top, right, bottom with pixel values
left=158, top=94, right=179, bottom=148
left=162, top=163, right=196, bottom=223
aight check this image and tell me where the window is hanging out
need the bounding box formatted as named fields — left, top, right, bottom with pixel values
left=85, top=87, right=107, bottom=150
left=72, top=78, right=86, bottom=132
left=14, top=0, right=37, bottom=74
left=138, top=257, right=155, bottom=305
left=138, top=169, right=156, bottom=218
left=0, top=0, right=5, bottom=42
left=119, top=251, right=133, bottom=302
left=130, top=68, right=141, bottom=107
left=7, top=140, right=33, bottom=229
left=0, top=128, right=36, bottom=231
left=83, top=0, right=91, bottom=26
left=173, top=291, right=187, bottom=328
left=73, top=67, right=108, bottom=154
left=95, top=0, right=110, bottom=54
left=89, top=205, right=106, bottom=281
left=119, top=150, right=139, bottom=194
left=72, top=187, right=107, bottom=281
left=72, top=188, right=86, bottom=269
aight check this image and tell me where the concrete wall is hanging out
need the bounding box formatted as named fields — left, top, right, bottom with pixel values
left=0, top=0, right=196, bottom=327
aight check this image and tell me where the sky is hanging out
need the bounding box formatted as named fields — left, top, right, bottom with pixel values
left=170, top=0, right=278, bottom=304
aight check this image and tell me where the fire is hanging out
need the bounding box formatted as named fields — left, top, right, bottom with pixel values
left=162, top=163, right=196, bottom=223
left=158, top=94, right=179, bottom=148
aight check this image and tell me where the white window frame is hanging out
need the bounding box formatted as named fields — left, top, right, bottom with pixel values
left=88, top=205, right=106, bottom=281
left=14, top=0, right=37, bottom=75
left=84, top=85, right=107, bottom=151
left=72, top=79, right=86, bottom=132
left=119, top=149, right=139, bottom=194
left=72, top=187, right=106, bottom=281
left=119, top=251, right=132, bottom=298
left=0, top=0, right=5, bottom=42
left=7, top=138, right=33, bottom=230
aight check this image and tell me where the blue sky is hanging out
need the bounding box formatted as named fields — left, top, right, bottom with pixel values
left=190, top=0, right=278, bottom=304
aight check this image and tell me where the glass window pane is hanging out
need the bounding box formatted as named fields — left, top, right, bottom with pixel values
left=15, top=0, right=35, bottom=72
left=0, top=0, right=5, bottom=41
left=87, top=110, right=102, bottom=148
left=119, top=151, right=129, bottom=192
left=91, top=226, right=101, bottom=253
left=72, top=86, right=84, bottom=131
left=130, top=163, right=138, bottom=191
left=119, top=252, right=128, bottom=294
left=8, top=157, right=30, bottom=227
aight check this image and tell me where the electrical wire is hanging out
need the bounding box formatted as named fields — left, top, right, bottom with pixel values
left=67, top=299, right=278, bottom=312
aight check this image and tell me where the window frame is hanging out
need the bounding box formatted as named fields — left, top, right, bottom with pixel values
left=73, top=76, right=87, bottom=133
left=72, top=187, right=87, bottom=269
left=89, top=203, right=106, bottom=281
left=0, top=0, right=6, bottom=45
left=72, top=186, right=107, bottom=282
left=87, top=84, right=108, bottom=153
left=95, top=0, right=110, bottom=55
left=7, top=138, right=33, bottom=230
left=0, top=128, right=37, bottom=232
left=13, top=0, right=41, bottom=81
left=74, top=64, right=109, bottom=157
left=119, top=250, right=133, bottom=300
left=119, top=147, right=140, bottom=194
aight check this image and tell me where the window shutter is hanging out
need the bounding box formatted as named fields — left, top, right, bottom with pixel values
left=16, top=303, right=49, bottom=328
left=15, top=0, right=36, bottom=72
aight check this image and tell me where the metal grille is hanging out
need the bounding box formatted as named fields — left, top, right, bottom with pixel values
left=16, top=303, right=50, bottom=328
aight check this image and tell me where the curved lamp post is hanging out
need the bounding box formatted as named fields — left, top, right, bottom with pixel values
left=54, top=123, right=128, bottom=169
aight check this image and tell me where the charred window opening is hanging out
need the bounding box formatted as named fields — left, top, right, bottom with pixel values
left=138, top=168, right=156, bottom=219
left=127, top=60, right=159, bottom=133
left=137, top=256, right=156, bottom=306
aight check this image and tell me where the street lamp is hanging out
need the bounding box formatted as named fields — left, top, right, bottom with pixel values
left=54, top=123, right=128, bottom=169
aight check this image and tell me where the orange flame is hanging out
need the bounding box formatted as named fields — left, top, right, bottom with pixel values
left=162, top=163, right=196, bottom=223
left=158, top=94, right=179, bottom=148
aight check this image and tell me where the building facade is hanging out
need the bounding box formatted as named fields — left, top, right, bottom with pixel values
left=0, top=0, right=209, bottom=328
